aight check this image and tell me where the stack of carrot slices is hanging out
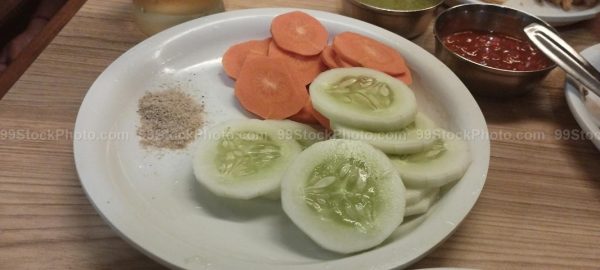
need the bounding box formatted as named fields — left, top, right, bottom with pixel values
left=221, top=11, right=413, bottom=129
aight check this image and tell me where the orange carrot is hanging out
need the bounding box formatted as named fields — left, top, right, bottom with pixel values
left=222, top=38, right=270, bottom=79
left=323, top=45, right=356, bottom=68
left=289, top=98, right=319, bottom=124
left=335, top=55, right=355, bottom=68
left=395, top=69, right=413, bottom=85
left=268, top=41, right=326, bottom=85
left=235, top=56, right=308, bottom=119
left=244, top=51, right=264, bottom=62
left=321, top=46, right=339, bottom=69
left=271, top=11, right=328, bottom=56
left=333, top=32, right=408, bottom=75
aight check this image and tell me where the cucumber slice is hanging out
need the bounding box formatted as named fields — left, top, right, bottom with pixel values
left=261, top=120, right=326, bottom=200
left=192, top=119, right=302, bottom=199
left=388, top=212, right=429, bottom=240
left=310, top=67, right=417, bottom=132
left=281, top=139, right=406, bottom=254
left=390, top=130, right=471, bottom=189
left=263, top=120, right=327, bottom=201
left=262, top=189, right=281, bottom=200
left=405, top=188, right=439, bottom=217
left=331, top=113, right=437, bottom=155
left=406, top=187, right=439, bottom=206
left=265, top=120, right=326, bottom=149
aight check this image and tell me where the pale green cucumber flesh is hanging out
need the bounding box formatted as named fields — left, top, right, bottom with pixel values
left=310, top=68, right=417, bottom=132
left=215, top=130, right=282, bottom=178
left=304, top=156, right=381, bottom=233
left=324, top=75, right=394, bottom=112
left=281, top=139, right=405, bottom=254
left=193, top=119, right=302, bottom=200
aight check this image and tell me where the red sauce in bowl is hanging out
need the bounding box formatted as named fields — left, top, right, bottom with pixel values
left=442, top=30, right=553, bottom=71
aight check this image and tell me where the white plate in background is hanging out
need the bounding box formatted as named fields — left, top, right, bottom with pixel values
left=565, top=44, right=600, bottom=150
left=448, top=0, right=600, bottom=25
left=73, top=8, right=490, bottom=270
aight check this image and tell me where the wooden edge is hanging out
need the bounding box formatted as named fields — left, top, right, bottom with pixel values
left=0, top=0, right=88, bottom=99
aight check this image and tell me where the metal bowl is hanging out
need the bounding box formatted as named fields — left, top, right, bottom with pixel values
left=342, top=0, right=445, bottom=39
left=434, top=4, right=558, bottom=97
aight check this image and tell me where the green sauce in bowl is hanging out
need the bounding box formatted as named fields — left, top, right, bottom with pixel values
left=358, top=0, right=441, bottom=10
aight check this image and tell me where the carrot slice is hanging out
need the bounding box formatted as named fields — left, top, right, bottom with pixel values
left=322, top=46, right=356, bottom=69
left=289, top=98, right=319, bottom=124
left=268, top=41, right=326, bottom=85
left=333, top=32, right=408, bottom=75
left=222, top=38, right=271, bottom=79
left=334, top=55, right=355, bottom=68
left=321, top=46, right=339, bottom=69
left=395, top=69, right=413, bottom=85
left=309, top=102, right=331, bottom=130
left=244, top=51, right=264, bottom=62
left=271, top=11, right=328, bottom=56
left=235, top=56, right=308, bottom=119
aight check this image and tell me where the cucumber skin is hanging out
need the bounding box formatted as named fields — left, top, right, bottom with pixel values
left=405, top=188, right=439, bottom=217
left=260, top=120, right=326, bottom=201
left=391, top=130, right=472, bottom=189
left=331, top=113, right=438, bottom=155
left=310, top=67, right=418, bottom=132
left=281, top=139, right=406, bottom=254
left=264, top=120, right=326, bottom=149
left=406, top=187, right=438, bottom=205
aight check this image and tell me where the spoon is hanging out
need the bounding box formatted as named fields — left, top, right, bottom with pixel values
left=525, top=23, right=600, bottom=126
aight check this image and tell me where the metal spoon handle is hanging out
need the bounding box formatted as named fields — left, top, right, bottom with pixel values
left=524, top=23, right=600, bottom=97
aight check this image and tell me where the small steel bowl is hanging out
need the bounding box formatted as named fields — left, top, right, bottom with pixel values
left=342, top=0, right=445, bottom=39
left=434, top=4, right=558, bottom=97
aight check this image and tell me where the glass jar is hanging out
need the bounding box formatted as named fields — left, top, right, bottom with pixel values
left=133, top=0, right=225, bottom=35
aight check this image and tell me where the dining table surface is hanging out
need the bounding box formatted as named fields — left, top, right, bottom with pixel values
left=1, top=0, right=600, bottom=269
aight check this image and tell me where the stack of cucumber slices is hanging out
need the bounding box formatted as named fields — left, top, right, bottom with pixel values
left=311, top=68, right=472, bottom=218
left=192, top=68, right=472, bottom=254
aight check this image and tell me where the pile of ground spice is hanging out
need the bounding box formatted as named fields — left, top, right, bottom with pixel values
left=137, top=89, right=204, bottom=149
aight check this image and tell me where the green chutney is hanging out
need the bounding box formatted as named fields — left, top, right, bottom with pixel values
left=358, top=0, right=441, bottom=10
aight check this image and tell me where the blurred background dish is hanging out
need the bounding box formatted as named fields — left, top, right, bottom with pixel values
left=447, top=0, right=600, bottom=25
left=565, top=43, right=600, bottom=150
left=434, top=4, right=557, bottom=97
left=341, top=0, right=444, bottom=39
left=132, top=0, right=225, bottom=35
left=475, top=0, right=598, bottom=10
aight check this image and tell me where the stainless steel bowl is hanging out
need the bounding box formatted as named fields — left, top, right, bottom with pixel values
left=434, top=4, right=558, bottom=97
left=342, top=0, right=445, bottom=39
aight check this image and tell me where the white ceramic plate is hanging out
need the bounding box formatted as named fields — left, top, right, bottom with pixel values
left=448, top=0, right=600, bottom=25
left=73, top=8, right=490, bottom=270
left=565, top=44, right=600, bottom=150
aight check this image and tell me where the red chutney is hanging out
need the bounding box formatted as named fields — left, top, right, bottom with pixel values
left=442, top=30, right=553, bottom=71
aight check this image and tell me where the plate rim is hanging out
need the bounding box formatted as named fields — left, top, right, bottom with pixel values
left=452, top=0, right=600, bottom=25
left=565, top=43, right=600, bottom=151
left=73, top=7, right=490, bottom=269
